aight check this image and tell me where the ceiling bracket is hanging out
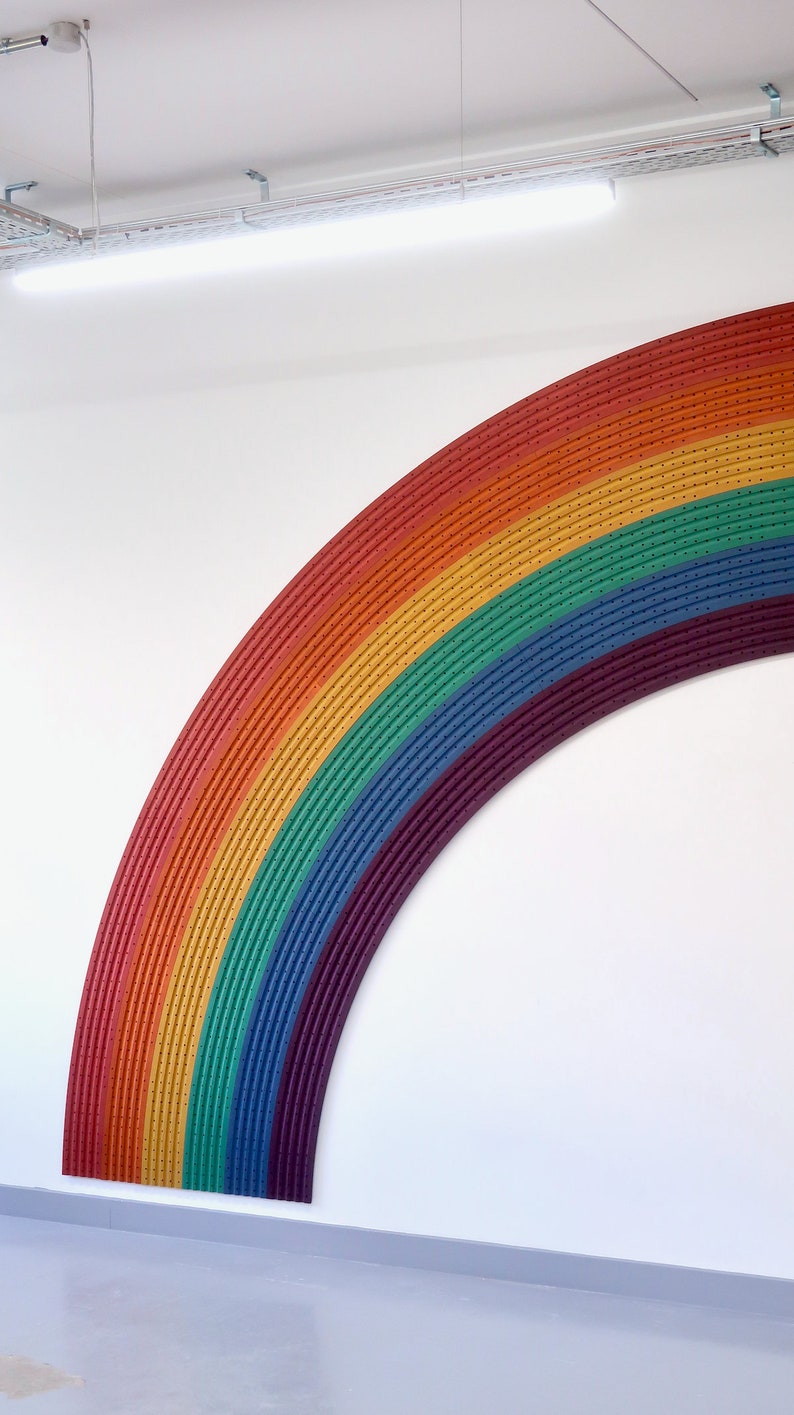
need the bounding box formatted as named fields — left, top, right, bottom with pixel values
left=244, top=169, right=270, bottom=202
left=4, top=180, right=38, bottom=206
left=750, top=124, right=778, bottom=158
left=760, top=82, right=782, bottom=119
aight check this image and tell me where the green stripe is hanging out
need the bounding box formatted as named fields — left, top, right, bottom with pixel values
left=184, top=479, right=794, bottom=1190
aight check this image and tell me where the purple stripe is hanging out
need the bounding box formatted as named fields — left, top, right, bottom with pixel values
left=268, top=596, right=794, bottom=1201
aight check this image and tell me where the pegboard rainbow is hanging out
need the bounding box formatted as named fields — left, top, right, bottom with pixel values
left=64, top=304, right=794, bottom=1202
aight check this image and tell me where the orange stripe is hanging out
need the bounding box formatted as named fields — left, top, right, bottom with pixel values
left=146, top=423, right=794, bottom=1187
left=106, top=365, right=794, bottom=1181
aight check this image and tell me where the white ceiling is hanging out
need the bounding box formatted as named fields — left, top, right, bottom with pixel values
left=0, top=0, right=791, bottom=225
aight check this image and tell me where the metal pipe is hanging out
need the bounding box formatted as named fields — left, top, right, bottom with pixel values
left=0, top=33, right=48, bottom=54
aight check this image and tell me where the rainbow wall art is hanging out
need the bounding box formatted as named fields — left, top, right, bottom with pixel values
left=64, top=304, right=794, bottom=1202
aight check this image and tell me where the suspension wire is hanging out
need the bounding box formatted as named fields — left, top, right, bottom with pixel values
left=80, top=26, right=100, bottom=250
left=582, top=0, right=698, bottom=103
left=459, top=0, right=465, bottom=195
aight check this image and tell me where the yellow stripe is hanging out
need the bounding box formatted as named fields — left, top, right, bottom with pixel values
left=143, top=420, right=794, bottom=1185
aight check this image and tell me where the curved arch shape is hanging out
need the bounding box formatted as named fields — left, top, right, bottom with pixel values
left=63, top=303, right=794, bottom=1199
left=269, top=595, right=794, bottom=1201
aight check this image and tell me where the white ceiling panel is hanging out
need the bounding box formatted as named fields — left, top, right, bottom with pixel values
left=604, top=0, right=793, bottom=100
left=0, top=0, right=789, bottom=225
left=460, top=0, right=694, bottom=157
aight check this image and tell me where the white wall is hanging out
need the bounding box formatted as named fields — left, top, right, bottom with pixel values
left=1, top=157, right=794, bottom=1278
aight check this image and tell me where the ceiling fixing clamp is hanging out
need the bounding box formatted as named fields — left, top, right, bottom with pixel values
left=244, top=169, right=270, bottom=202
left=750, top=124, right=778, bottom=158
left=4, top=181, right=39, bottom=206
left=760, top=82, right=782, bottom=120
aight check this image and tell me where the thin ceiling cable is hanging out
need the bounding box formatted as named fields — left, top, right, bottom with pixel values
left=459, top=0, right=464, bottom=195
left=80, top=26, right=100, bottom=250
left=582, top=0, right=698, bottom=103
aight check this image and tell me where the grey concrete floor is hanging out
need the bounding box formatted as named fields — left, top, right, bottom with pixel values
left=1, top=1216, right=794, bottom=1413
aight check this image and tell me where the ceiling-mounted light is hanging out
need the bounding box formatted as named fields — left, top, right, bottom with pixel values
left=13, top=181, right=615, bottom=293
left=46, top=21, right=82, bottom=53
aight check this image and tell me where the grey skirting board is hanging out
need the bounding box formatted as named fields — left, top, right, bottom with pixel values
left=1, top=1183, right=792, bottom=1321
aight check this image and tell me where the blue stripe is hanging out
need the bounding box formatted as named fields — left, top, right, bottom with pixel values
left=226, top=539, right=794, bottom=1195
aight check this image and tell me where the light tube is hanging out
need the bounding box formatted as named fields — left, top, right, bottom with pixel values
left=14, top=181, right=614, bottom=293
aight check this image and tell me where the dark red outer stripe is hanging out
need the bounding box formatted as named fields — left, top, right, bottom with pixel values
left=268, top=595, right=794, bottom=1202
left=63, top=303, right=794, bottom=1178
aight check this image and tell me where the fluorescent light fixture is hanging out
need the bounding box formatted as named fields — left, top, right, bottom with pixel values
left=14, top=181, right=614, bottom=293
